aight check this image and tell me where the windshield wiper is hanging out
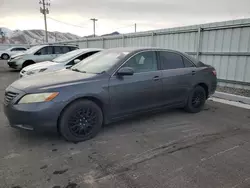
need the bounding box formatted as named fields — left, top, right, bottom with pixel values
left=71, top=68, right=86, bottom=73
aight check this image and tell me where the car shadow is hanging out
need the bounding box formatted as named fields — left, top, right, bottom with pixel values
left=9, top=104, right=211, bottom=144
left=101, top=108, right=185, bottom=133
left=9, top=69, right=20, bottom=73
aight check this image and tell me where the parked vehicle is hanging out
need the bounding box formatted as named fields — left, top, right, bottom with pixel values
left=3, top=48, right=217, bottom=142
left=7, top=44, right=78, bottom=70
left=0, top=47, right=27, bottom=60
left=20, top=48, right=102, bottom=77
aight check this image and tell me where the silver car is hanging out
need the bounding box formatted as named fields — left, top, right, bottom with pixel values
left=20, top=48, right=102, bottom=77
left=0, top=47, right=27, bottom=60
left=7, top=44, right=78, bottom=70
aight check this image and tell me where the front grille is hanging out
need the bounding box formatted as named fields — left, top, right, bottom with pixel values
left=8, top=61, right=17, bottom=68
left=5, top=91, right=18, bottom=104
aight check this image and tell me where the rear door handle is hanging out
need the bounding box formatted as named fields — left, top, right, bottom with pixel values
left=192, top=71, right=196, bottom=75
left=153, top=76, right=160, bottom=81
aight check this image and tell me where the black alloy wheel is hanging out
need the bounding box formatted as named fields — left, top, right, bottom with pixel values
left=185, top=86, right=206, bottom=113
left=191, top=90, right=205, bottom=108
left=59, top=100, right=103, bottom=142
left=68, top=107, right=97, bottom=137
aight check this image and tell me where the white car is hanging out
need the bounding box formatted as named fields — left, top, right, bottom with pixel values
left=8, top=44, right=78, bottom=70
left=20, top=48, right=102, bottom=77
left=0, top=46, right=27, bottom=60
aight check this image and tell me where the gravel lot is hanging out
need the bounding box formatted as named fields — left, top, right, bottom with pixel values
left=217, top=86, right=250, bottom=98
left=1, top=60, right=250, bottom=188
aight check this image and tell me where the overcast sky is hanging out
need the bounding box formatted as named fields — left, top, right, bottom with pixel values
left=0, top=0, right=250, bottom=36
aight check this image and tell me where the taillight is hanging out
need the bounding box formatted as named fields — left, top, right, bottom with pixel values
left=212, top=70, right=217, bottom=76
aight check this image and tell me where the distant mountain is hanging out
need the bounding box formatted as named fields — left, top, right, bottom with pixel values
left=0, top=28, right=81, bottom=44
left=0, top=27, right=121, bottom=44
left=101, top=31, right=120, bottom=36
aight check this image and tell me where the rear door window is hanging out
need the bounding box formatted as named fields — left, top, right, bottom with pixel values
left=159, top=51, right=185, bottom=70
left=16, top=48, right=26, bottom=51
left=54, top=46, right=63, bottom=54
left=123, top=51, right=158, bottom=73
left=61, top=46, right=70, bottom=53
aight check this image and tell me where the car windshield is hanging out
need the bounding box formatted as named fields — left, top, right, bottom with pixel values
left=24, top=46, right=43, bottom=54
left=6, top=47, right=14, bottom=51
left=53, top=49, right=85, bottom=63
left=71, top=50, right=129, bottom=74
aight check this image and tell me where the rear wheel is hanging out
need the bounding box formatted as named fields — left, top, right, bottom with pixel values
left=1, top=53, right=10, bottom=60
left=59, top=100, right=103, bottom=142
left=185, top=86, right=206, bottom=113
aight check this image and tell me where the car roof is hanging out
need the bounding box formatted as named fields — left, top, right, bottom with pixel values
left=31, top=44, right=79, bottom=48
left=77, top=48, right=103, bottom=53
left=106, top=47, right=199, bottom=64
left=107, top=47, right=182, bottom=53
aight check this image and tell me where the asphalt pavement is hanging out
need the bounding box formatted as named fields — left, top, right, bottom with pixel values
left=0, top=60, right=250, bottom=188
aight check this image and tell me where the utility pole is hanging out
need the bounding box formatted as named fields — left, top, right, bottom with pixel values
left=135, top=23, right=137, bottom=33
left=39, top=0, right=50, bottom=43
left=90, top=18, right=98, bottom=37
left=0, top=28, right=5, bottom=43
left=54, top=32, right=57, bottom=42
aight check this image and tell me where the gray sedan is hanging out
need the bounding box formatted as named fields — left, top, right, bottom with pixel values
left=3, top=48, right=217, bottom=142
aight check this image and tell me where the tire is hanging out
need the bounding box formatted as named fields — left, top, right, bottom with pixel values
left=184, top=86, right=206, bottom=113
left=59, top=100, right=103, bottom=142
left=22, top=61, right=34, bottom=69
left=1, top=53, right=10, bottom=60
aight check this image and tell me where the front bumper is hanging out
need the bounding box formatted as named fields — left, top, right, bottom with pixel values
left=8, top=60, right=22, bottom=70
left=3, top=101, right=64, bottom=133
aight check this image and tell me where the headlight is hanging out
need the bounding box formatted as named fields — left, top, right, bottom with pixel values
left=14, top=56, right=23, bottom=60
left=18, top=92, right=59, bottom=104
left=26, top=68, right=47, bottom=75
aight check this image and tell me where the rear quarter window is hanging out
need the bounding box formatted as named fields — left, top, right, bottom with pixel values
left=183, top=57, right=195, bottom=67
left=69, top=46, right=78, bottom=51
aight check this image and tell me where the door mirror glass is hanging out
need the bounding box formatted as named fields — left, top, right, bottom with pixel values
left=74, top=59, right=81, bottom=64
left=117, top=67, right=134, bottom=76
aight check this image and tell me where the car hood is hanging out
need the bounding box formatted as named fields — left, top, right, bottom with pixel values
left=10, top=69, right=100, bottom=92
left=23, top=61, right=63, bottom=72
left=10, top=52, right=25, bottom=59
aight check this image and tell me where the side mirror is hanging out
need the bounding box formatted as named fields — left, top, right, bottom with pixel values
left=73, top=59, right=81, bottom=64
left=117, top=67, right=134, bottom=76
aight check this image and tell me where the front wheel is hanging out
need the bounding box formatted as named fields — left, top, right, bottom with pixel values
left=1, top=53, right=10, bottom=60
left=184, top=86, right=206, bottom=113
left=59, top=100, right=103, bottom=142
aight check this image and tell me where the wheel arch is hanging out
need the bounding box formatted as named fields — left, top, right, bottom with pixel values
left=57, top=96, right=106, bottom=133
left=196, top=83, right=209, bottom=99
left=1, top=53, right=10, bottom=59
left=22, top=60, right=36, bottom=68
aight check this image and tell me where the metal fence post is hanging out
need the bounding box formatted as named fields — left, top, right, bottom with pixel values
left=196, top=27, right=202, bottom=60
left=122, top=35, right=125, bottom=47
left=151, top=32, right=155, bottom=47
left=102, top=38, right=105, bottom=48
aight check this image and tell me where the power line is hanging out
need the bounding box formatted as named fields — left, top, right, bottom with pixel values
left=47, top=16, right=89, bottom=29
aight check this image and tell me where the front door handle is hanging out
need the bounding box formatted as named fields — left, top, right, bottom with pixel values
left=192, top=71, right=196, bottom=75
left=153, top=76, right=160, bottom=81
